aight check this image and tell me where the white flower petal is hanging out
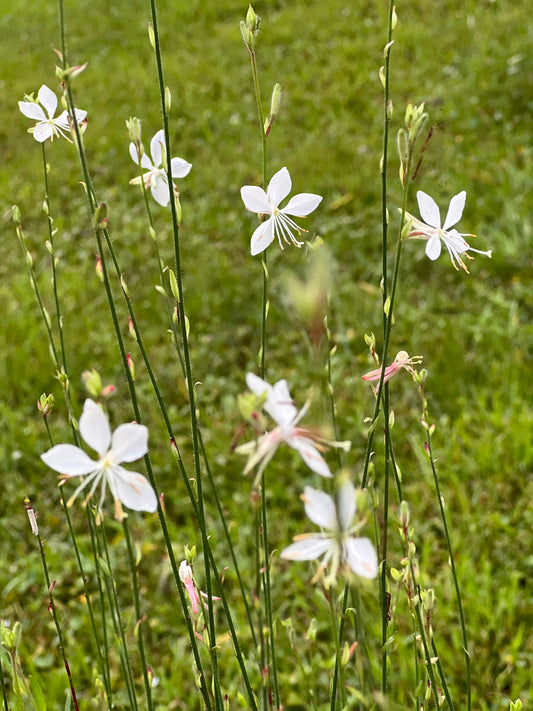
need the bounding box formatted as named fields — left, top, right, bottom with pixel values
left=425, top=234, right=442, bottom=261
left=250, top=217, right=275, bottom=255
left=150, top=129, right=165, bottom=167
left=344, top=537, right=378, bottom=579
left=267, top=167, right=292, bottom=207
left=37, top=85, right=57, bottom=118
left=151, top=173, right=170, bottom=206
left=417, top=191, right=441, bottom=229
left=337, top=480, right=356, bottom=531
left=79, top=399, right=111, bottom=456
left=241, top=185, right=270, bottom=214
left=267, top=379, right=297, bottom=427
left=41, top=444, right=97, bottom=476
left=302, top=486, right=336, bottom=529
left=246, top=372, right=272, bottom=398
left=111, top=423, right=148, bottom=463
left=71, top=108, right=87, bottom=123
left=33, top=123, right=53, bottom=142
left=282, top=193, right=322, bottom=217
left=281, top=536, right=331, bottom=561
left=111, top=466, right=158, bottom=512
left=442, top=191, right=466, bottom=231
left=18, top=101, right=46, bottom=121
left=289, top=436, right=332, bottom=477
left=170, top=157, right=192, bottom=178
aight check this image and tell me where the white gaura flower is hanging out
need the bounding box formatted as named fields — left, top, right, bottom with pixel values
left=405, top=190, right=492, bottom=273
left=41, top=399, right=157, bottom=521
left=129, top=129, right=192, bottom=206
left=240, top=167, right=322, bottom=255
left=281, top=481, right=378, bottom=586
left=237, top=373, right=350, bottom=484
left=18, top=85, right=87, bottom=143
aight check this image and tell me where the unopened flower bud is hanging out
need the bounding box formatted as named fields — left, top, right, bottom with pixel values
left=12, top=205, right=22, bottom=226
left=82, top=369, right=103, bottom=398
left=126, top=116, right=142, bottom=145
left=94, top=202, right=108, bottom=230
left=127, top=353, right=136, bottom=380
left=101, top=385, right=116, bottom=398
left=147, top=22, right=156, bottom=49
left=37, top=393, right=55, bottom=418
left=128, top=317, right=137, bottom=341
left=391, top=6, right=398, bottom=29
left=399, top=500, right=410, bottom=528
left=95, top=256, right=104, bottom=282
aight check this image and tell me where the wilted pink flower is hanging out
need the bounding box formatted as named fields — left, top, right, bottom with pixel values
left=362, top=351, right=422, bottom=390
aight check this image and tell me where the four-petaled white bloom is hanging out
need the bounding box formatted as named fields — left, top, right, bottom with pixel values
left=237, top=373, right=350, bottom=484
left=406, top=190, right=492, bottom=273
left=281, top=481, right=378, bottom=585
left=18, top=85, right=87, bottom=143
left=362, top=351, right=423, bottom=391
left=41, top=399, right=157, bottom=520
left=240, top=167, right=322, bottom=255
left=129, top=129, right=192, bottom=206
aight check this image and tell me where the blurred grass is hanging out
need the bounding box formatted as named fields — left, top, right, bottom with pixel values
left=0, top=0, right=531, bottom=708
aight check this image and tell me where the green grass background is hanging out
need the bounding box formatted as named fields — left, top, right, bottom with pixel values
left=0, top=0, right=531, bottom=708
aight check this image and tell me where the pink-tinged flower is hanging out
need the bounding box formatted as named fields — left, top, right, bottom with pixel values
left=129, top=129, right=191, bottom=206
left=41, top=399, right=157, bottom=520
left=179, top=561, right=220, bottom=615
left=18, top=85, right=87, bottom=142
left=405, top=190, right=492, bottom=273
left=240, top=167, right=323, bottom=255
left=362, top=351, right=422, bottom=389
left=237, top=373, right=350, bottom=483
left=281, top=481, right=378, bottom=585
left=179, top=561, right=201, bottom=614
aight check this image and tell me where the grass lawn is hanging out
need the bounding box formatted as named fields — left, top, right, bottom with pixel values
left=0, top=0, right=531, bottom=708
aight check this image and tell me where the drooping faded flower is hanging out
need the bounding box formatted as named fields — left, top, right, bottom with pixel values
left=41, top=399, right=157, bottom=520
left=18, top=84, right=87, bottom=143
left=362, top=351, right=423, bottom=391
left=240, top=167, right=322, bottom=255
left=281, top=481, right=378, bottom=585
left=129, top=129, right=192, bottom=206
left=236, top=373, right=349, bottom=483
left=405, top=190, right=491, bottom=272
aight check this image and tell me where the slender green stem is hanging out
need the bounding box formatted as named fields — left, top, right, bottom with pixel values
left=122, top=518, right=153, bottom=710
left=260, top=482, right=280, bottom=709
left=424, top=416, right=470, bottom=710
left=41, top=143, right=67, bottom=371
left=27, top=498, right=80, bottom=710
left=380, top=443, right=390, bottom=696
left=198, top=428, right=258, bottom=650
left=97, top=522, right=139, bottom=710
left=329, top=583, right=349, bottom=711
left=0, top=656, right=8, bottom=711
left=146, top=9, right=222, bottom=705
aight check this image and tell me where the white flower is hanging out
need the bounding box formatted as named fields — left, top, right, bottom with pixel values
left=406, top=190, right=492, bottom=273
left=129, top=129, right=192, bottom=206
left=237, top=373, right=350, bottom=483
left=240, top=167, right=322, bottom=255
left=18, top=85, right=87, bottom=143
left=41, top=399, right=157, bottom=520
left=281, top=482, right=378, bottom=585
